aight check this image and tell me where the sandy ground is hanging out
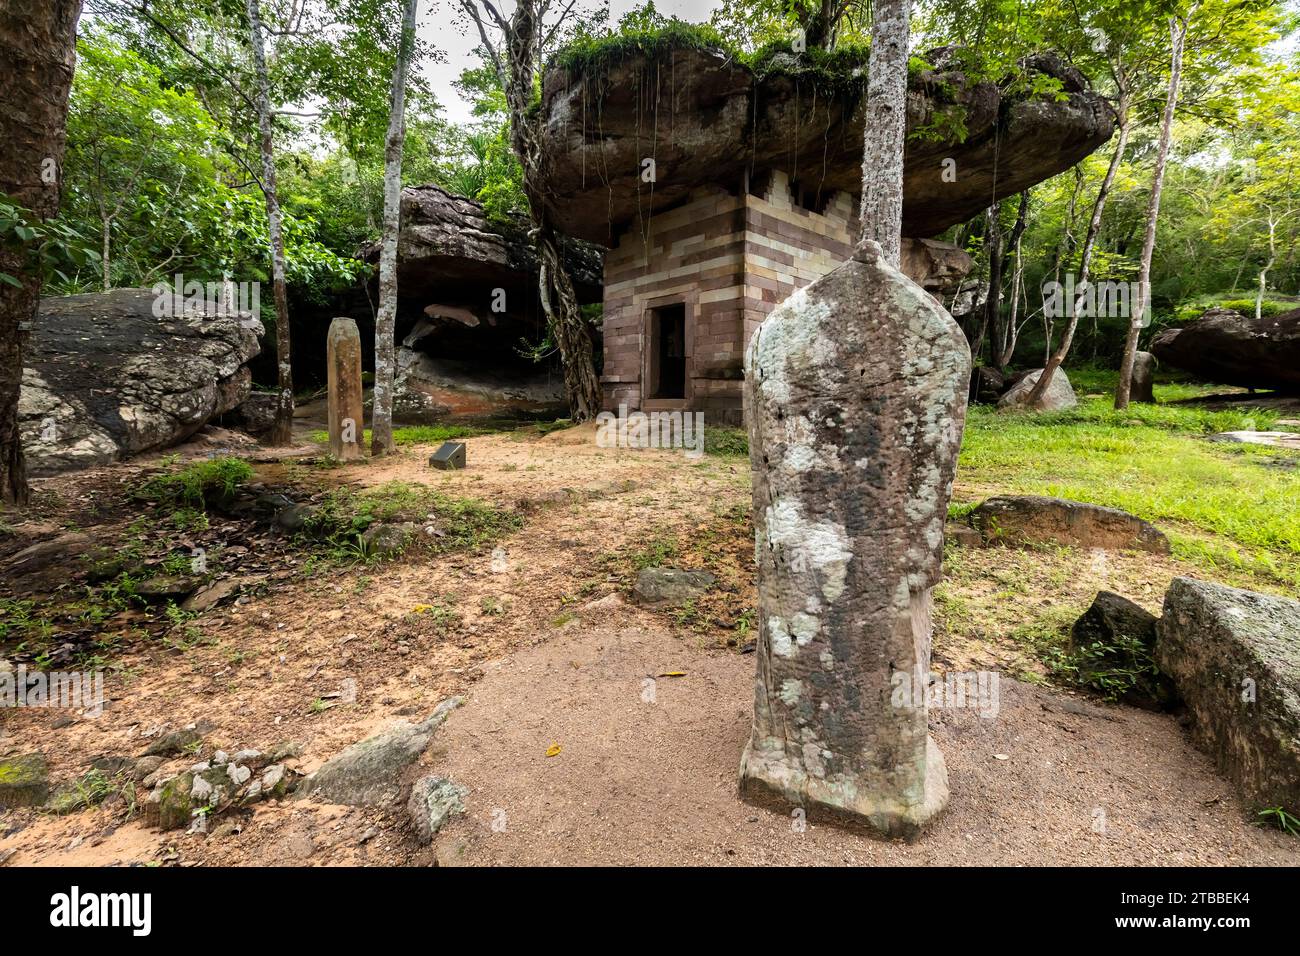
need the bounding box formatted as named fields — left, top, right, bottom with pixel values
left=1, top=423, right=1297, bottom=866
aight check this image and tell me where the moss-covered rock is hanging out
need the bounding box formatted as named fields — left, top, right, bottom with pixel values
left=0, top=753, right=50, bottom=809
left=142, top=771, right=195, bottom=830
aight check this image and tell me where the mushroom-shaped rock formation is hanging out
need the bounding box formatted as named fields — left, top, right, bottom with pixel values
left=538, top=41, right=1114, bottom=425
left=360, top=185, right=605, bottom=421
left=538, top=45, right=1117, bottom=244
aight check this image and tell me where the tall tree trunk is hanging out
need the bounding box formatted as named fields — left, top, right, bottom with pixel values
left=999, top=190, right=1030, bottom=368
left=1116, top=17, right=1190, bottom=410
left=246, top=0, right=294, bottom=446
left=858, top=0, right=910, bottom=267
left=101, top=216, right=112, bottom=292
left=1255, top=212, right=1277, bottom=321
left=0, top=0, right=83, bottom=506
left=977, top=201, right=1004, bottom=369
left=1025, top=90, right=1130, bottom=407
left=803, top=0, right=844, bottom=50
left=371, top=0, right=420, bottom=458
left=500, top=0, right=600, bottom=421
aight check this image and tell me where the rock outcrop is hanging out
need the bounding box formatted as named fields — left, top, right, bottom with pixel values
left=1156, top=578, right=1300, bottom=813
left=539, top=45, right=1116, bottom=244
left=1150, top=306, right=1300, bottom=393
left=297, top=697, right=462, bottom=807
left=369, top=183, right=602, bottom=308
left=20, top=289, right=263, bottom=475
left=967, top=495, right=1170, bottom=553
left=363, top=185, right=597, bottom=423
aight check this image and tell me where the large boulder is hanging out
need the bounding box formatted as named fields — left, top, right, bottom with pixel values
left=967, top=495, right=1170, bottom=553
left=1156, top=578, right=1300, bottom=813
left=20, top=289, right=263, bottom=475
left=539, top=44, right=1116, bottom=244
left=998, top=368, right=1078, bottom=411
left=1150, top=306, right=1300, bottom=393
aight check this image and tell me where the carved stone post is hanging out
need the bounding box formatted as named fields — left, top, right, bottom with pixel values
left=327, top=317, right=364, bottom=461
left=739, top=240, right=971, bottom=838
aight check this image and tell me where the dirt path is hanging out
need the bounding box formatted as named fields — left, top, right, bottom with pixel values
left=428, top=619, right=1296, bottom=866
left=2, top=424, right=1296, bottom=866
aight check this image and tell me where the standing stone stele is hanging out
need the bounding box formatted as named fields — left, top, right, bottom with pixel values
left=1130, top=351, right=1156, bottom=404
left=739, top=239, right=971, bottom=838
left=327, top=317, right=364, bottom=461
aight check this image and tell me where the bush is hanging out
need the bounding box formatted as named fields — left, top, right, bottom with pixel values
left=134, top=457, right=253, bottom=508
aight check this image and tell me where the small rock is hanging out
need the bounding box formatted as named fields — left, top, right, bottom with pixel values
left=407, top=775, right=468, bottom=845
left=135, top=575, right=198, bottom=602
left=142, top=725, right=204, bottom=758
left=582, top=593, right=624, bottom=614
left=360, top=522, right=418, bottom=558
left=275, top=503, right=319, bottom=533
left=632, top=567, right=716, bottom=607
left=1070, top=591, right=1176, bottom=709
left=132, top=756, right=165, bottom=783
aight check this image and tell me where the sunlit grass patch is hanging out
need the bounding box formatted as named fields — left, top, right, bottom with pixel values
left=957, top=401, right=1300, bottom=589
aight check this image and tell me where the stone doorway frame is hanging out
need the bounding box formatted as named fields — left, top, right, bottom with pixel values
left=640, top=290, right=697, bottom=411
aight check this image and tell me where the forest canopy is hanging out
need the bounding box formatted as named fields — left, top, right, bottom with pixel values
left=13, top=0, right=1296, bottom=368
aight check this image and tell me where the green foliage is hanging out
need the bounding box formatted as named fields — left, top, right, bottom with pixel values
left=303, top=482, right=521, bottom=560
left=553, top=7, right=727, bottom=75
left=1256, top=806, right=1300, bottom=836
left=1173, top=297, right=1296, bottom=322
left=308, top=423, right=489, bottom=446
left=134, top=457, right=254, bottom=509
left=1048, top=633, right=1163, bottom=702
left=0, top=197, right=99, bottom=291
left=704, top=427, right=750, bottom=458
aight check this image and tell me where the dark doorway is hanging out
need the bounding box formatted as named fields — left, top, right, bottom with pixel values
left=648, top=303, right=686, bottom=399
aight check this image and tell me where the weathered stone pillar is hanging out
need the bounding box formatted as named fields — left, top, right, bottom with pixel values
left=1131, top=351, right=1156, bottom=404
left=327, top=317, right=364, bottom=461
left=739, top=239, right=971, bottom=838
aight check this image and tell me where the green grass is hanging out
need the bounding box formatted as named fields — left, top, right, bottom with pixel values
left=658, top=375, right=1298, bottom=586
left=959, top=396, right=1300, bottom=588
left=704, top=426, right=750, bottom=458
left=308, top=424, right=489, bottom=447
left=134, top=457, right=253, bottom=508
left=302, top=480, right=521, bottom=561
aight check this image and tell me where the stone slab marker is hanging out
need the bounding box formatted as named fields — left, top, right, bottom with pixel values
left=327, top=317, right=364, bottom=461
left=739, top=239, right=971, bottom=838
left=1131, top=351, right=1156, bottom=404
